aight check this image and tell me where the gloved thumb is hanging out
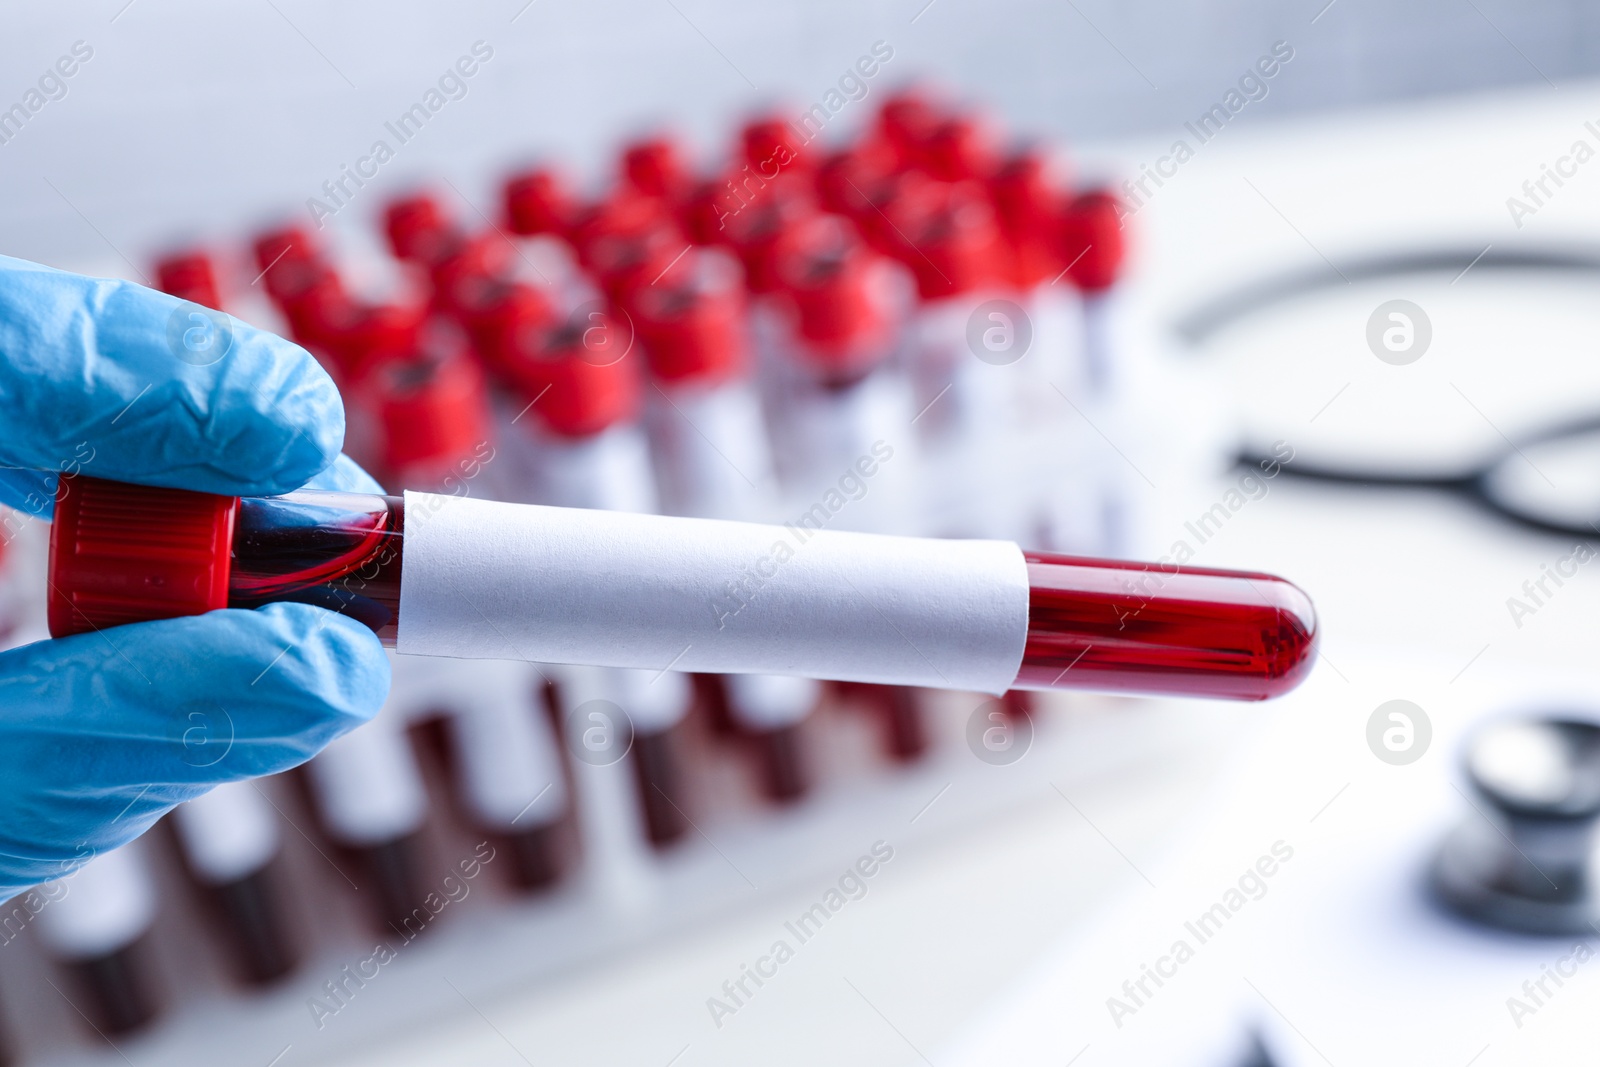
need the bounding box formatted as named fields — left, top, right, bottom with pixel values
left=0, top=602, right=389, bottom=896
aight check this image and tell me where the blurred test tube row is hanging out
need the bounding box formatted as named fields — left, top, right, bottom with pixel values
left=0, top=86, right=1158, bottom=1060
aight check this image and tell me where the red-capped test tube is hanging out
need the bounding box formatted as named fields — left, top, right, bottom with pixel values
left=1057, top=188, right=1126, bottom=396
left=357, top=253, right=573, bottom=891
left=630, top=247, right=823, bottom=800
left=170, top=781, right=299, bottom=984
left=491, top=314, right=700, bottom=847
left=768, top=215, right=929, bottom=756
left=303, top=705, right=432, bottom=934
left=170, top=247, right=435, bottom=932
left=885, top=175, right=1026, bottom=538
left=622, top=135, right=693, bottom=210
left=45, top=476, right=1317, bottom=702
left=36, top=843, right=161, bottom=1035
left=150, top=252, right=315, bottom=980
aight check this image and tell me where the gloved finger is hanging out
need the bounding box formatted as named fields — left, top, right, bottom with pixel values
left=0, top=452, right=384, bottom=531
left=302, top=453, right=385, bottom=494
left=0, top=602, right=388, bottom=892
left=0, top=254, right=345, bottom=514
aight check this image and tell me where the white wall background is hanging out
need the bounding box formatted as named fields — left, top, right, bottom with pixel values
left=0, top=0, right=1591, bottom=271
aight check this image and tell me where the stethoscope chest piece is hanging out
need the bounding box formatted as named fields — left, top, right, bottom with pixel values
left=1434, top=717, right=1600, bottom=935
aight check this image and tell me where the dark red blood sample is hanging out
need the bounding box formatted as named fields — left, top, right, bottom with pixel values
left=229, top=492, right=406, bottom=643
left=774, top=215, right=896, bottom=383
left=1016, top=553, right=1317, bottom=700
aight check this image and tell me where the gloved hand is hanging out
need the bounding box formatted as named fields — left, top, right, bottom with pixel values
left=0, top=254, right=391, bottom=899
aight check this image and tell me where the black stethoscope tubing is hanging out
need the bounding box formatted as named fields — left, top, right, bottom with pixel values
left=1174, top=245, right=1600, bottom=540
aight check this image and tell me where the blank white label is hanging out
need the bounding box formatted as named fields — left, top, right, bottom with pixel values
left=398, top=493, right=1029, bottom=695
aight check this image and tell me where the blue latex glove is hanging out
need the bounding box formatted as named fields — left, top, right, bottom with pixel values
left=0, top=254, right=391, bottom=899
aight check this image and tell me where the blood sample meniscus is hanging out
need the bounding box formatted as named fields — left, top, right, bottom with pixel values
left=47, top=476, right=1316, bottom=702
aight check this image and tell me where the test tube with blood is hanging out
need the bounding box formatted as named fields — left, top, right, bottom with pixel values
left=988, top=149, right=1089, bottom=552
left=766, top=215, right=932, bottom=757
left=170, top=782, right=299, bottom=984
left=629, top=247, right=823, bottom=799
left=45, top=419, right=1320, bottom=712
left=491, top=313, right=698, bottom=848
left=35, top=843, right=161, bottom=1035
left=150, top=252, right=325, bottom=973
left=1057, top=189, right=1126, bottom=398
left=358, top=297, right=573, bottom=891
left=231, top=245, right=442, bottom=934
left=302, top=704, right=432, bottom=936
left=882, top=176, right=1026, bottom=540
left=500, top=165, right=587, bottom=296
left=1052, top=188, right=1132, bottom=556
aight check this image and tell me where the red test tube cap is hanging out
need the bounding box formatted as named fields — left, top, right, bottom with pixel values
left=923, top=115, right=999, bottom=183
left=1058, top=189, right=1127, bottom=292
left=777, top=217, right=893, bottom=381
left=682, top=179, right=735, bottom=246
left=252, top=225, right=318, bottom=273
left=371, top=353, right=490, bottom=480
left=816, top=140, right=897, bottom=219
left=504, top=315, right=640, bottom=438
left=631, top=251, right=747, bottom=385
left=723, top=184, right=817, bottom=295
left=876, top=87, right=946, bottom=170
left=328, top=301, right=428, bottom=382
left=571, top=188, right=677, bottom=271
left=991, top=149, right=1065, bottom=288
left=48, top=475, right=237, bottom=638
left=429, top=231, right=514, bottom=314
left=275, top=266, right=354, bottom=349
left=504, top=167, right=578, bottom=237
left=742, top=117, right=811, bottom=178
left=888, top=178, right=1006, bottom=300
left=586, top=220, right=685, bottom=307
left=155, top=251, right=224, bottom=311
left=384, top=194, right=453, bottom=263
left=454, top=277, right=553, bottom=375
left=623, top=136, right=690, bottom=202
